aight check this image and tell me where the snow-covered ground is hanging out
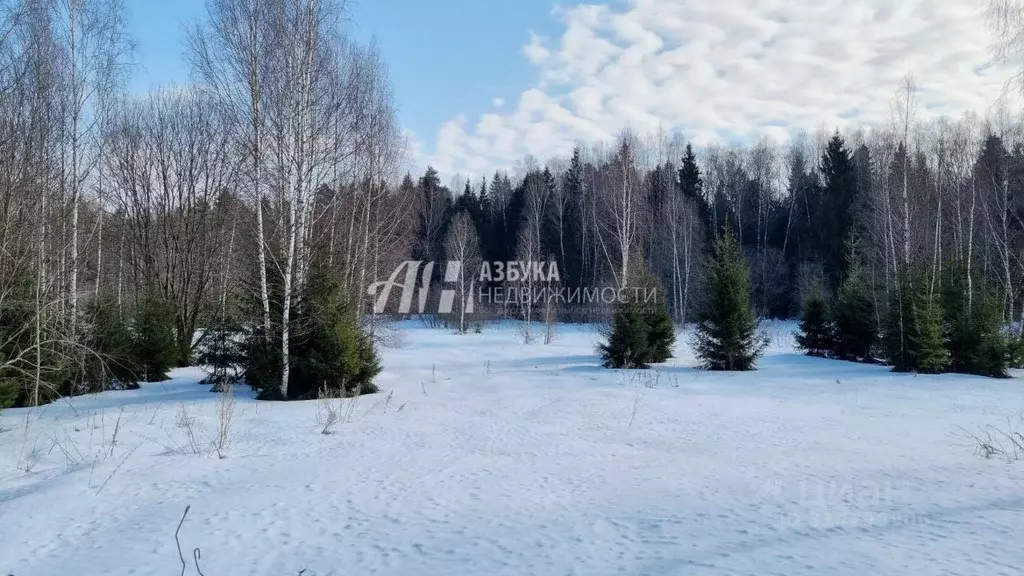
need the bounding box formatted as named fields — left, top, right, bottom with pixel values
left=2, top=321, right=1023, bottom=576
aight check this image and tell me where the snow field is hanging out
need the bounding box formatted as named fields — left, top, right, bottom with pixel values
left=1, top=322, right=1023, bottom=576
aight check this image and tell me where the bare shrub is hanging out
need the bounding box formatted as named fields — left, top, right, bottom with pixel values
left=49, top=427, right=86, bottom=466
left=94, top=442, right=144, bottom=495
left=517, top=320, right=536, bottom=344
left=175, top=404, right=202, bottom=455
left=362, top=389, right=394, bottom=416
left=343, top=385, right=361, bottom=423
left=371, top=318, right=407, bottom=349
left=18, top=435, right=47, bottom=473
left=316, top=385, right=342, bottom=435
left=955, top=418, right=1024, bottom=461
left=542, top=288, right=558, bottom=345
left=212, top=383, right=236, bottom=458
left=107, top=407, right=125, bottom=458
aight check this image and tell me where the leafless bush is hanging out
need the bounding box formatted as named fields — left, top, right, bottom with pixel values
left=370, top=317, right=407, bottom=349
left=18, top=435, right=47, bottom=473
left=175, top=404, right=203, bottom=455
left=343, top=385, right=361, bottom=424
left=419, top=314, right=450, bottom=330
left=641, top=370, right=662, bottom=389
left=212, top=383, right=236, bottom=458
left=149, top=400, right=167, bottom=425
left=316, top=385, right=342, bottom=435
left=94, top=441, right=144, bottom=495
left=107, top=407, right=125, bottom=458
left=542, top=292, right=558, bottom=345
left=517, top=320, right=536, bottom=344
left=362, top=389, right=395, bottom=416
left=49, top=427, right=86, bottom=466
left=955, top=418, right=1024, bottom=461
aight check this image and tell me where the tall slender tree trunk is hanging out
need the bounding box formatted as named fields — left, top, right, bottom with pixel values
left=116, top=223, right=124, bottom=314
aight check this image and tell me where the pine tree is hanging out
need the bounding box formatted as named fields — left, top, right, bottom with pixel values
left=911, top=290, right=949, bottom=374
left=884, top=267, right=951, bottom=374
left=818, top=133, right=859, bottom=292
left=131, top=293, right=177, bottom=382
left=475, top=175, right=492, bottom=247
left=941, top=266, right=1009, bottom=377
left=562, top=147, right=586, bottom=289
left=795, top=289, right=834, bottom=357
left=197, top=313, right=246, bottom=391
left=599, top=304, right=652, bottom=369
left=693, top=229, right=766, bottom=370
left=247, top=271, right=381, bottom=400
left=83, top=297, right=139, bottom=392
left=599, top=266, right=676, bottom=369
left=833, top=239, right=876, bottom=361
left=678, top=143, right=711, bottom=243
left=640, top=272, right=676, bottom=363
left=1007, top=335, right=1024, bottom=370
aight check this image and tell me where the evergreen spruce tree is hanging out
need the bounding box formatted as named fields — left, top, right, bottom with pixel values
left=83, top=297, right=139, bottom=392
left=131, top=292, right=177, bottom=382
left=795, top=288, right=834, bottom=357
left=884, top=268, right=950, bottom=374
left=197, top=313, right=246, bottom=391
left=247, top=270, right=381, bottom=399
left=1007, top=335, right=1024, bottom=370
left=561, top=147, right=586, bottom=290
left=599, top=303, right=652, bottom=369
left=291, top=273, right=381, bottom=398
left=678, top=143, right=711, bottom=245
left=910, top=290, right=949, bottom=374
left=817, top=133, right=859, bottom=293
left=599, top=266, right=676, bottom=369
left=693, top=229, right=766, bottom=370
left=641, top=273, right=676, bottom=364
left=0, top=281, right=30, bottom=404
left=0, top=377, right=16, bottom=409
left=941, top=265, right=1009, bottom=377
left=970, top=290, right=1009, bottom=377
left=833, top=239, right=876, bottom=362
left=475, top=175, right=492, bottom=249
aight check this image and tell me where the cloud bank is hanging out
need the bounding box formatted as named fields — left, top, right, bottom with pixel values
left=421, top=0, right=1015, bottom=177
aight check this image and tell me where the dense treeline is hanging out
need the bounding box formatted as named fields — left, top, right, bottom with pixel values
left=410, top=105, right=1024, bottom=334
left=406, top=86, right=1024, bottom=377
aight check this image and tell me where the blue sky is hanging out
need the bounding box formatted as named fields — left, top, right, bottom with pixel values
left=129, top=0, right=560, bottom=160
left=129, top=1, right=1014, bottom=180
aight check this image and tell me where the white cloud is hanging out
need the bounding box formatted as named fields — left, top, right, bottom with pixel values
left=421, top=0, right=1017, bottom=178
left=523, top=32, right=551, bottom=64
left=493, top=97, right=505, bottom=108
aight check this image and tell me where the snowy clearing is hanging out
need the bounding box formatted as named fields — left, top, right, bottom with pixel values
left=2, top=322, right=1023, bottom=576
